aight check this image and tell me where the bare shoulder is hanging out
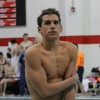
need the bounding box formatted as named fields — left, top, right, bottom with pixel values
left=25, top=44, right=41, bottom=55
left=60, top=41, right=78, bottom=57
left=20, top=41, right=24, bottom=45
left=60, top=41, right=77, bottom=50
left=25, top=43, right=42, bottom=63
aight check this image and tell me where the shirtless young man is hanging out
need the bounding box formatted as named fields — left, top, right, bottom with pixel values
left=20, top=33, right=33, bottom=52
left=0, top=60, right=15, bottom=96
left=10, top=39, right=20, bottom=57
left=10, top=39, right=20, bottom=80
left=0, top=52, right=7, bottom=77
left=25, top=8, right=78, bottom=100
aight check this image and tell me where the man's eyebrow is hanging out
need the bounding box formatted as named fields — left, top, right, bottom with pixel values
left=44, top=19, right=59, bottom=21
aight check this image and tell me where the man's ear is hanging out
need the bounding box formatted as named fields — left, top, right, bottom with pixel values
left=37, top=27, right=41, bottom=33
left=59, top=25, right=62, bottom=33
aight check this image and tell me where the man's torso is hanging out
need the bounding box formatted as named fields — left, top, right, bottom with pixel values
left=5, top=65, right=14, bottom=77
left=11, top=44, right=20, bottom=57
left=20, top=40, right=33, bottom=50
left=29, top=41, right=73, bottom=100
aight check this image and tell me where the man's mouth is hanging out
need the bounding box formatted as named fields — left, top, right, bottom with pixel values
left=49, top=31, right=57, bottom=35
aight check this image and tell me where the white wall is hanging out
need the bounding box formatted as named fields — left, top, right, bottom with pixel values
left=65, top=0, right=82, bottom=35
left=91, top=0, right=100, bottom=34
left=0, top=0, right=100, bottom=77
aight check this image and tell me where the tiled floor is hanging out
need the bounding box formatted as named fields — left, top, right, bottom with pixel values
left=0, top=95, right=30, bottom=100
left=0, top=94, right=100, bottom=100
left=76, top=93, right=100, bottom=100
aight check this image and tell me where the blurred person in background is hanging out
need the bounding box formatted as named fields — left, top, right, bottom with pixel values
left=20, top=33, right=33, bottom=52
left=0, top=59, right=15, bottom=96
left=75, top=44, right=84, bottom=94
left=0, top=52, right=7, bottom=82
left=10, top=39, right=20, bottom=83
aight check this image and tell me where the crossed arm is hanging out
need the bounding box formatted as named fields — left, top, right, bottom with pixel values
left=25, top=47, right=78, bottom=98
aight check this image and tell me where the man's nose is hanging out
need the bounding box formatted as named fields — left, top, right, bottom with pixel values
left=51, top=22, right=55, bottom=29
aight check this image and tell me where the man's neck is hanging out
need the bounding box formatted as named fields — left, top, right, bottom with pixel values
left=24, top=40, right=28, bottom=42
left=42, top=39, right=59, bottom=51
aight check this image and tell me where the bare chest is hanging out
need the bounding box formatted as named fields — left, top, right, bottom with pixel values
left=0, top=58, right=5, bottom=65
left=0, top=59, right=3, bottom=63
left=7, top=67, right=13, bottom=72
left=21, top=41, right=31, bottom=48
left=41, top=51, right=70, bottom=79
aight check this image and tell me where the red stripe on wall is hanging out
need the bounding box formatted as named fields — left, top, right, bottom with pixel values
left=0, top=37, right=34, bottom=46
left=0, top=35, right=100, bottom=46
left=60, top=35, right=100, bottom=44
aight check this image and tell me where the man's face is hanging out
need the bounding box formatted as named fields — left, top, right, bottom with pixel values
left=38, top=14, right=62, bottom=41
left=24, top=35, right=28, bottom=41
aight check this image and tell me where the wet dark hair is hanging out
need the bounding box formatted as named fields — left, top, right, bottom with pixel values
left=0, top=52, right=3, bottom=56
left=74, top=44, right=79, bottom=49
left=37, top=8, right=61, bottom=27
left=23, top=33, right=28, bottom=37
left=10, top=39, right=16, bottom=44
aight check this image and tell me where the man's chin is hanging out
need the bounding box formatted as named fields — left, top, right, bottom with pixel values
left=48, top=36, right=59, bottom=41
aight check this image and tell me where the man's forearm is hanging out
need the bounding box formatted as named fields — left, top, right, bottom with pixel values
left=42, top=77, right=77, bottom=97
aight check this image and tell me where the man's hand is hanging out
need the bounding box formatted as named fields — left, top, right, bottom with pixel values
left=71, top=74, right=79, bottom=84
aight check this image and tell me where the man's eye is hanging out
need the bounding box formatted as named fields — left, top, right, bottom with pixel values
left=45, top=21, right=51, bottom=25
left=54, top=21, right=59, bottom=25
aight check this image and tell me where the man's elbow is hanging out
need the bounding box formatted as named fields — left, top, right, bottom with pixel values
left=38, top=87, right=52, bottom=98
left=39, top=91, right=48, bottom=98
